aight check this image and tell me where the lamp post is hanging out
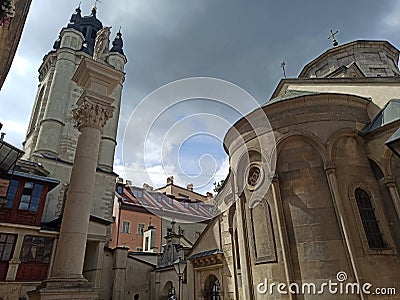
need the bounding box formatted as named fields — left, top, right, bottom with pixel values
left=386, top=128, right=400, bottom=158
left=173, top=257, right=187, bottom=300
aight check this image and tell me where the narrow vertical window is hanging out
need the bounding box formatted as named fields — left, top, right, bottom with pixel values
left=0, top=233, right=17, bottom=261
left=234, top=229, right=241, bottom=270
left=137, top=223, right=145, bottom=235
left=355, top=188, right=385, bottom=249
left=4, top=179, right=18, bottom=209
left=18, top=182, right=43, bottom=211
left=121, top=221, right=130, bottom=234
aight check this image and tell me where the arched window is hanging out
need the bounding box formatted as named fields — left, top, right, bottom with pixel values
left=234, top=229, right=240, bottom=270
left=204, top=275, right=221, bottom=300
left=355, top=188, right=385, bottom=249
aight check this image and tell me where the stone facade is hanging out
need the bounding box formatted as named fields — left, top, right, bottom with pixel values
left=22, top=12, right=127, bottom=224
left=189, top=40, right=400, bottom=299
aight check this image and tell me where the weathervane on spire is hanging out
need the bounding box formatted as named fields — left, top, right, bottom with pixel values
left=281, top=61, right=287, bottom=78
left=94, top=0, right=101, bottom=9
left=328, top=29, right=339, bottom=47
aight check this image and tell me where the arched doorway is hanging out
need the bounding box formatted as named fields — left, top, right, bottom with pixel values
left=161, top=281, right=176, bottom=300
left=203, top=274, right=221, bottom=300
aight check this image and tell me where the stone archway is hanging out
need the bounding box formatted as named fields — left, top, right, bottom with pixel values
left=160, top=281, right=175, bottom=300
left=203, top=274, right=221, bottom=300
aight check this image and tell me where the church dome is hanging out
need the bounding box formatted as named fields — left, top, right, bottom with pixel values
left=299, top=40, right=400, bottom=78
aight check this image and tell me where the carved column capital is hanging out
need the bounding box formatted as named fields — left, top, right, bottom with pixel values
left=324, top=161, right=336, bottom=175
left=73, top=90, right=115, bottom=131
left=382, top=176, right=396, bottom=188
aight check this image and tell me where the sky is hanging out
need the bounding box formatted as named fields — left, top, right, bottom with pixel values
left=0, top=0, right=399, bottom=194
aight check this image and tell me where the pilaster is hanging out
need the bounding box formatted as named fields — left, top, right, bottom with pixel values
left=382, top=176, right=400, bottom=221
left=5, top=233, right=25, bottom=281
left=324, top=161, right=365, bottom=300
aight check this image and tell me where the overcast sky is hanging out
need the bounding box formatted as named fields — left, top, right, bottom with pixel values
left=1, top=0, right=399, bottom=194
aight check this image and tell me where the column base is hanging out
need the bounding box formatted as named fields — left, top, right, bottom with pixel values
left=27, top=277, right=99, bottom=300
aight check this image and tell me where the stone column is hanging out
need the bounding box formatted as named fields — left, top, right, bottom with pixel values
left=235, top=195, right=254, bottom=300
left=50, top=96, right=113, bottom=279
left=6, top=233, right=25, bottom=281
left=28, top=58, right=124, bottom=300
left=270, top=176, right=295, bottom=300
left=324, top=161, right=365, bottom=300
left=112, top=246, right=128, bottom=300
left=382, top=176, right=400, bottom=220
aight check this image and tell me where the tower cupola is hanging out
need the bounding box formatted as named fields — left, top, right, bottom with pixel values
left=110, top=30, right=124, bottom=55
left=67, top=5, right=82, bottom=30
left=57, top=6, right=103, bottom=55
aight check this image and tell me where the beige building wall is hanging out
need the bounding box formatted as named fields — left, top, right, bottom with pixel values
left=22, top=25, right=127, bottom=225
left=219, top=91, right=400, bottom=299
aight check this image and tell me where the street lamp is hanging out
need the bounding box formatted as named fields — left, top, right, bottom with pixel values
left=386, top=128, right=400, bottom=158
left=173, top=257, right=187, bottom=300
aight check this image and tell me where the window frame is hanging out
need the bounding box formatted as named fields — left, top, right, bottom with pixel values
left=0, top=233, right=17, bottom=262
left=3, top=179, right=19, bottom=209
left=137, top=223, right=145, bottom=235
left=349, top=183, right=396, bottom=255
left=18, top=181, right=43, bottom=212
left=121, top=221, right=131, bottom=234
left=19, top=235, right=54, bottom=264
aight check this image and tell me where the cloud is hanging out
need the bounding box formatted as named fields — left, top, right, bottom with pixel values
left=1, top=0, right=399, bottom=196
left=380, top=1, right=400, bottom=33
left=12, top=54, right=35, bottom=77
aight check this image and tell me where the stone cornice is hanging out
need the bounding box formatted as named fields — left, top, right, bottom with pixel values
left=224, top=93, right=369, bottom=154
left=271, top=76, right=400, bottom=99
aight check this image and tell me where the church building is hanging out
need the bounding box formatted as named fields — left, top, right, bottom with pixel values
left=188, top=40, right=400, bottom=299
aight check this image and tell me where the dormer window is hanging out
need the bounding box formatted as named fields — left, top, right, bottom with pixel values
left=133, top=189, right=143, bottom=198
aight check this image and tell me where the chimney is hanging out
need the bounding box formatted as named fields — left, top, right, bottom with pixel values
left=206, top=192, right=213, bottom=201
left=126, top=180, right=132, bottom=186
left=167, top=176, right=174, bottom=185
left=0, top=132, right=5, bottom=141
left=187, top=183, right=193, bottom=191
left=143, top=183, right=154, bottom=191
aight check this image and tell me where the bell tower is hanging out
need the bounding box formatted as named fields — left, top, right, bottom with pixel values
left=22, top=6, right=127, bottom=221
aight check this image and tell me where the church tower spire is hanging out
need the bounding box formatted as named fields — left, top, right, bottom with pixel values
left=110, top=29, right=125, bottom=55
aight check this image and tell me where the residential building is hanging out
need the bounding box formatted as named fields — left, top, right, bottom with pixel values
left=0, top=0, right=32, bottom=89
left=0, top=138, right=60, bottom=298
left=110, top=179, right=214, bottom=252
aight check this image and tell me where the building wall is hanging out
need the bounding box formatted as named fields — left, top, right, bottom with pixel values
left=22, top=24, right=126, bottom=226
left=110, top=204, right=162, bottom=252
left=221, top=92, right=400, bottom=299
left=0, top=225, right=58, bottom=299
left=279, top=81, right=400, bottom=110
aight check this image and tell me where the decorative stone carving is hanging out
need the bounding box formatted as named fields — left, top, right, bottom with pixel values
left=72, top=91, right=114, bottom=131
left=246, top=164, right=263, bottom=191
left=93, top=26, right=111, bottom=62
